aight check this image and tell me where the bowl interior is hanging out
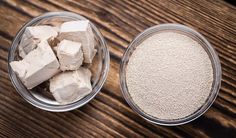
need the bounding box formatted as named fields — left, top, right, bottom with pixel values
left=8, top=12, right=109, bottom=111
left=120, top=24, right=221, bottom=125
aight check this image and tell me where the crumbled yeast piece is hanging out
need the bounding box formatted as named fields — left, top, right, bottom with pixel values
left=58, top=20, right=95, bottom=63
left=19, top=25, right=58, bottom=58
left=49, top=67, right=92, bottom=104
left=57, top=40, right=83, bottom=71
left=10, top=41, right=60, bottom=89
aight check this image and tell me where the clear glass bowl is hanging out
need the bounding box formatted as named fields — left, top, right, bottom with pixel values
left=120, top=24, right=221, bottom=126
left=8, top=12, right=110, bottom=112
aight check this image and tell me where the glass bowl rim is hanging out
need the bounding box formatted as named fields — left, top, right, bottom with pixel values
left=119, top=23, right=222, bottom=126
left=8, top=11, right=110, bottom=112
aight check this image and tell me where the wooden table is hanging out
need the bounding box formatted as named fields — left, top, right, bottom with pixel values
left=0, top=0, right=235, bottom=137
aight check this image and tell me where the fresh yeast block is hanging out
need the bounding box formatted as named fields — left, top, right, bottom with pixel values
left=57, top=40, right=83, bottom=71
left=49, top=67, right=92, bottom=104
left=58, top=20, right=95, bottom=63
left=19, top=25, right=58, bottom=58
left=10, top=41, right=60, bottom=89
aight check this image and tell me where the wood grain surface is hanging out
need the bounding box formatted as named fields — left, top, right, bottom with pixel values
left=0, top=0, right=236, bottom=137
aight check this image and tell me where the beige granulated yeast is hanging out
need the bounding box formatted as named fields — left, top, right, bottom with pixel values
left=126, top=32, right=213, bottom=120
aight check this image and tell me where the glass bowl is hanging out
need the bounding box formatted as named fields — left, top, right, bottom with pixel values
left=8, top=12, right=110, bottom=112
left=120, top=24, right=221, bottom=126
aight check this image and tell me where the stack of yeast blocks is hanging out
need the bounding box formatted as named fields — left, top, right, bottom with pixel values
left=10, top=20, right=96, bottom=104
